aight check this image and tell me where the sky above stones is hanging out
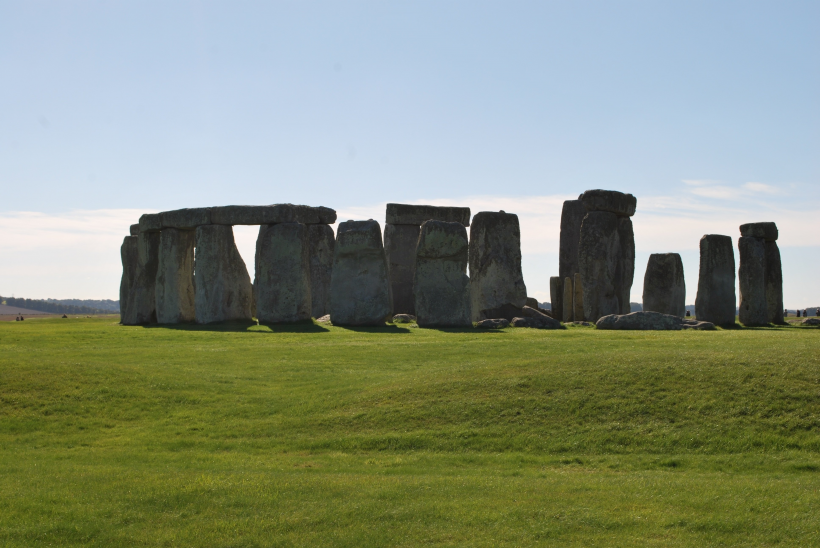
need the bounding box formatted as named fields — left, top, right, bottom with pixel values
left=1, top=1, right=818, bottom=305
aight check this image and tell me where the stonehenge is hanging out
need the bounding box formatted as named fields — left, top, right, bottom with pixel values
left=155, top=228, right=196, bottom=324
left=738, top=222, right=783, bottom=325
left=384, top=204, right=470, bottom=315
left=195, top=225, right=254, bottom=324
left=308, top=224, right=335, bottom=318
left=119, top=235, right=139, bottom=320
left=122, top=227, right=160, bottom=325
left=642, top=253, right=685, bottom=317
left=694, top=235, right=737, bottom=326
left=255, top=223, right=312, bottom=324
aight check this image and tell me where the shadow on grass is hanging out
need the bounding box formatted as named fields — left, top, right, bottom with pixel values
left=143, top=320, right=329, bottom=333
left=416, top=326, right=507, bottom=334
left=335, top=324, right=412, bottom=334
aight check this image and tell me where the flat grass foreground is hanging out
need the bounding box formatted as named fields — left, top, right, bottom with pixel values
left=1, top=318, right=819, bottom=547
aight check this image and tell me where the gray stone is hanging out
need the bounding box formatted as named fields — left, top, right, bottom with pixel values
left=740, top=222, right=778, bottom=241
left=384, top=223, right=420, bottom=315
left=519, top=306, right=564, bottom=329
left=563, top=276, right=574, bottom=322
left=616, top=217, right=635, bottom=315
left=138, top=213, right=162, bottom=233
left=574, top=272, right=585, bottom=321
left=210, top=204, right=335, bottom=226
left=308, top=224, right=335, bottom=318
left=155, top=229, right=196, bottom=324
left=122, top=231, right=160, bottom=325
left=765, top=241, right=784, bottom=324
left=738, top=236, right=768, bottom=326
left=526, top=297, right=539, bottom=309
left=642, top=253, right=685, bottom=317
left=385, top=203, right=471, bottom=226
left=802, top=318, right=820, bottom=326
left=194, top=225, right=254, bottom=324
left=680, top=319, right=717, bottom=330
left=695, top=235, right=737, bottom=326
left=469, top=211, right=528, bottom=321
left=414, top=220, right=472, bottom=327
left=329, top=220, right=392, bottom=326
left=255, top=223, right=312, bottom=324
left=550, top=276, right=564, bottom=322
left=579, top=189, right=637, bottom=217
left=559, top=200, right=586, bottom=281
left=129, top=224, right=140, bottom=236
left=579, top=211, right=620, bottom=322
left=511, top=316, right=563, bottom=329
left=160, top=208, right=211, bottom=229
left=475, top=318, right=509, bottom=328
left=596, top=311, right=683, bottom=330
left=392, top=314, right=416, bottom=324
left=119, top=235, right=138, bottom=321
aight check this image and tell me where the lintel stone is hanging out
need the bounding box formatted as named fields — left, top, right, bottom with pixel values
left=385, top=203, right=470, bottom=226
left=160, top=207, right=212, bottom=229
left=740, top=222, right=778, bottom=241
left=138, top=213, right=162, bottom=233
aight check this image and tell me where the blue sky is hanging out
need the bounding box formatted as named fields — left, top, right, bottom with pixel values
left=1, top=1, right=818, bottom=305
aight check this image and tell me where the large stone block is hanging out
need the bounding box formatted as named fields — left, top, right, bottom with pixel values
left=694, top=234, right=736, bottom=325
left=122, top=231, right=160, bottom=325
left=194, top=225, right=253, bottom=324
left=562, top=277, right=574, bottom=322
left=559, top=200, right=586, bottom=281
left=413, top=220, right=471, bottom=327
left=578, top=211, right=620, bottom=322
left=579, top=189, right=637, bottom=217
left=765, top=241, right=784, bottom=324
left=138, top=213, right=162, bottom=233
left=155, top=228, right=196, bottom=324
left=329, top=220, right=392, bottom=326
left=255, top=223, right=311, bottom=324
left=597, top=311, right=682, bottom=330
left=740, top=222, right=778, bottom=241
left=308, top=224, right=335, bottom=318
left=468, top=211, right=528, bottom=322
left=574, top=272, right=585, bottom=321
left=129, top=224, right=140, bottom=236
left=119, top=236, right=138, bottom=320
left=642, top=253, right=685, bottom=317
left=160, top=208, right=211, bottom=229
left=210, top=204, right=335, bottom=226
left=385, top=203, right=471, bottom=226
left=549, top=276, right=563, bottom=321
left=384, top=224, right=420, bottom=315
left=616, top=217, right=635, bottom=315
left=738, top=236, right=768, bottom=326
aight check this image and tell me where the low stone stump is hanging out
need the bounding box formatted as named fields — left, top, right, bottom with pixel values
left=255, top=223, right=312, bottom=324
left=642, top=253, right=685, bottom=317
left=308, top=224, right=335, bottom=318
left=329, top=220, right=392, bottom=326
left=694, top=234, right=737, bottom=326
left=596, top=311, right=715, bottom=331
left=738, top=236, right=768, bottom=326
left=475, top=318, right=509, bottom=329
left=194, top=225, right=254, bottom=324
left=123, top=230, right=160, bottom=325
left=119, top=235, right=139, bottom=321
left=155, top=228, right=196, bottom=324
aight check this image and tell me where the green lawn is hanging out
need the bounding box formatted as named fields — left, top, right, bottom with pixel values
left=1, top=317, right=819, bottom=547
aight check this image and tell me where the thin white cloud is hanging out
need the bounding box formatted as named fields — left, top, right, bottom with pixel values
left=743, top=181, right=780, bottom=194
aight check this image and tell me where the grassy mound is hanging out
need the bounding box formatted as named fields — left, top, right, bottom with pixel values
left=1, top=318, right=818, bottom=546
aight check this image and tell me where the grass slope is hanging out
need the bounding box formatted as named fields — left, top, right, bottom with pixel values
left=1, top=318, right=819, bottom=546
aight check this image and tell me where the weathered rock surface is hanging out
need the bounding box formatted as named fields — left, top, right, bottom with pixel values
left=123, top=231, right=160, bottom=325
left=194, top=225, right=253, bottom=324
left=255, top=223, right=312, bottom=324
left=680, top=319, right=717, bottom=330
left=738, top=236, right=768, bottom=326
left=550, top=276, right=564, bottom=321
left=802, top=318, right=820, bottom=326
left=475, top=318, right=509, bottom=328
left=414, top=220, right=471, bottom=327
left=329, top=220, right=392, bottom=326
left=210, top=204, right=336, bottom=225
left=559, top=200, right=586, bottom=281
left=517, top=306, right=564, bottom=329
left=392, top=314, right=416, bottom=323
left=578, top=211, right=620, bottom=322
left=469, top=211, right=528, bottom=322
left=597, top=311, right=687, bottom=330
left=695, top=235, right=737, bottom=326
left=308, top=224, right=335, bottom=318
left=616, top=217, right=635, bottom=315
left=315, top=314, right=331, bottom=323
left=642, top=253, right=685, bottom=317
left=563, top=276, right=574, bottom=322
left=385, top=203, right=471, bottom=226
left=579, top=189, right=637, bottom=217
left=155, top=228, right=196, bottom=324
left=119, top=235, right=138, bottom=321
left=384, top=223, right=420, bottom=315
left=740, top=222, right=778, bottom=241
left=526, top=297, right=539, bottom=309
left=129, top=224, right=140, bottom=236
left=138, top=213, right=162, bottom=233
left=160, top=208, right=211, bottom=229
left=765, top=241, right=784, bottom=324
left=574, top=272, right=585, bottom=321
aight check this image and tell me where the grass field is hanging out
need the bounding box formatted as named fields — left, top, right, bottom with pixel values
left=1, top=317, right=819, bottom=546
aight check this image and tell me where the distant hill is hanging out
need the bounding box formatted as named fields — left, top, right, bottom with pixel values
left=45, top=298, right=119, bottom=312
left=0, top=296, right=116, bottom=316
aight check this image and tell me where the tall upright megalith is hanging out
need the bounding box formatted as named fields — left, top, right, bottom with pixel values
left=549, top=276, right=563, bottom=322
left=642, top=253, right=685, bottom=317
left=155, top=228, right=196, bottom=324
left=384, top=204, right=470, bottom=315
left=119, top=235, right=139, bottom=321
left=330, top=220, right=392, bottom=326
left=694, top=234, right=736, bottom=325
left=578, top=190, right=637, bottom=322
left=255, top=222, right=312, bottom=324
left=413, top=220, right=471, bottom=327
left=469, top=211, right=528, bottom=321
left=123, top=214, right=161, bottom=325
left=194, top=224, right=253, bottom=324
left=765, top=241, right=784, bottom=324
left=737, top=222, right=782, bottom=325
left=559, top=200, right=587, bottom=282
left=308, top=224, right=335, bottom=318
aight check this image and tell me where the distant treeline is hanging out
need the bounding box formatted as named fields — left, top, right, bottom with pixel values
left=0, top=296, right=117, bottom=315
left=44, top=298, right=120, bottom=312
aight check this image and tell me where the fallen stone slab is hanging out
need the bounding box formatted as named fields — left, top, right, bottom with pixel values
left=694, top=234, right=737, bottom=326
left=596, top=311, right=684, bottom=330
left=511, top=316, right=564, bottom=329
left=475, top=318, right=509, bottom=328
left=160, top=207, right=212, bottom=229
left=138, top=213, right=162, bottom=233
left=210, top=204, right=336, bottom=225
left=517, top=306, right=564, bottom=329
left=579, top=189, right=637, bottom=217
left=802, top=318, right=820, bottom=326
left=740, top=222, right=778, bottom=241
left=155, top=228, right=196, bottom=324
left=392, top=314, right=416, bottom=323
left=255, top=223, right=312, bottom=324
left=385, top=203, right=471, bottom=226
left=642, top=253, right=686, bottom=317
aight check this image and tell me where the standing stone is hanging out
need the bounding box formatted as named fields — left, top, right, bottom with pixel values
left=550, top=276, right=564, bottom=321
left=308, top=224, right=335, bottom=318
left=329, top=220, right=392, bottom=326
left=413, top=220, right=471, bottom=327
left=155, top=228, right=196, bottom=324
left=194, top=225, right=253, bottom=324
left=469, top=211, right=528, bottom=321
left=765, top=241, right=784, bottom=324
left=616, top=217, right=635, bottom=314
left=578, top=211, right=620, bottom=322
left=384, top=223, right=420, bottom=315
left=738, top=236, right=768, bottom=326
left=573, top=273, right=585, bottom=321
left=119, top=235, right=138, bottom=321
left=562, top=277, right=574, bottom=322
left=642, top=253, right=685, bottom=317
left=123, top=231, right=161, bottom=325
left=694, top=235, right=736, bottom=326
left=559, top=200, right=586, bottom=281
left=255, top=223, right=312, bottom=324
